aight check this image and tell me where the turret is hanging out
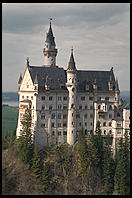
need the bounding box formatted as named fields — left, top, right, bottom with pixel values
left=18, top=73, right=23, bottom=90
left=114, top=77, right=120, bottom=108
left=66, top=48, right=77, bottom=145
left=43, top=19, right=57, bottom=66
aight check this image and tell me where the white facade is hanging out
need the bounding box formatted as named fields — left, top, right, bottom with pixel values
left=16, top=22, right=130, bottom=151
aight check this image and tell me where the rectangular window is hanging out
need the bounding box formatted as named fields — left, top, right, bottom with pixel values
left=58, top=123, right=61, bottom=127
left=90, top=105, right=93, bottom=110
left=42, top=96, right=45, bottom=100
left=63, top=122, right=67, bottom=127
left=52, top=131, right=55, bottom=136
left=58, top=113, right=61, bottom=119
left=81, top=96, right=85, bottom=101
left=85, top=105, right=87, bottom=109
left=31, top=96, right=33, bottom=100
left=41, top=124, right=45, bottom=128
left=58, top=96, right=62, bottom=101
left=84, top=114, right=87, bottom=118
left=89, top=97, right=93, bottom=100
left=63, top=96, right=67, bottom=101
left=63, top=105, right=67, bottom=110
left=42, top=105, right=45, bottom=110
left=63, top=114, right=67, bottom=119
left=51, top=123, right=55, bottom=127
left=63, top=131, right=67, bottom=136
left=79, top=105, right=82, bottom=110
left=85, top=122, right=87, bottom=126
left=49, top=106, right=52, bottom=110
left=109, top=114, right=112, bottom=119
left=58, top=131, right=61, bottom=136
left=49, top=96, right=53, bottom=101
left=51, top=113, right=55, bottom=119
left=41, top=114, right=45, bottom=119
left=90, top=114, right=93, bottom=118
left=105, top=97, right=109, bottom=101
left=76, top=114, right=80, bottom=118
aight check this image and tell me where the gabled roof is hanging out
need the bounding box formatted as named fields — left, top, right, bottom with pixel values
left=28, top=65, right=116, bottom=92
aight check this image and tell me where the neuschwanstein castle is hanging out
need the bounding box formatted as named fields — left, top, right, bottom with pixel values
left=16, top=21, right=130, bottom=155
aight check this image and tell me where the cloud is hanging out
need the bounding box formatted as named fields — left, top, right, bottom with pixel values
left=2, top=3, right=130, bottom=92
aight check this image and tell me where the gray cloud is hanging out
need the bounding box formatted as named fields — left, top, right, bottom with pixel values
left=2, top=3, right=130, bottom=92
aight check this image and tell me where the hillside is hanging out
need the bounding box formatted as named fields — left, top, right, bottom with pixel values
left=2, top=142, right=103, bottom=195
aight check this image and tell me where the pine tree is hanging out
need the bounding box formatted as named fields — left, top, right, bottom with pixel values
left=103, top=135, right=115, bottom=195
left=31, top=145, right=43, bottom=178
left=114, top=130, right=130, bottom=195
left=77, top=128, right=89, bottom=175
left=16, top=108, right=34, bottom=165
left=41, top=163, right=51, bottom=191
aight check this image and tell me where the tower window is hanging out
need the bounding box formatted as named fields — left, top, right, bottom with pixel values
left=52, top=131, right=55, bottom=136
left=72, top=130, right=73, bottom=133
left=79, top=122, right=81, bottom=126
left=98, top=105, right=101, bottom=110
left=31, top=96, right=33, bottom=100
left=85, top=122, right=87, bottom=126
left=109, top=105, right=112, bottom=110
left=104, top=130, right=106, bottom=135
left=22, top=96, right=24, bottom=99
left=109, top=130, right=112, bottom=134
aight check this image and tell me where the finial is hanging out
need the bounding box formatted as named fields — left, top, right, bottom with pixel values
left=71, top=46, right=73, bottom=53
left=26, top=57, right=29, bottom=67
left=50, top=17, right=52, bottom=25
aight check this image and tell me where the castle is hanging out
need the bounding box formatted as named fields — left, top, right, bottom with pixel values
left=16, top=21, right=130, bottom=155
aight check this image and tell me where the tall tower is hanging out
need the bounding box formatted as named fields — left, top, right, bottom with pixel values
left=43, top=19, right=57, bottom=66
left=66, top=48, right=77, bottom=145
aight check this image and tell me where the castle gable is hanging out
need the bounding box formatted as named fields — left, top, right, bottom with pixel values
left=20, top=67, right=34, bottom=91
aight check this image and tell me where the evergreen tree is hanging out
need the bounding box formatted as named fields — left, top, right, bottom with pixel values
left=77, top=128, right=89, bottom=175
left=114, top=130, right=130, bottom=195
left=41, top=163, right=51, bottom=191
left=103, top=135, right=115, bottom=195
left=32, top=145, right=43, bottom=178
left=16, top=108, right=34, bottom=165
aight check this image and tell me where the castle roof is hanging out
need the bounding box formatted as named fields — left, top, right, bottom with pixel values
left=67, top=49, right=76, bottom=71
left=28, top=65, right=116, bottom=92
left=45, top=21, right=56, bottom=46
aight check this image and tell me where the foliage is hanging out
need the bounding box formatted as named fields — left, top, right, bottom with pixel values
left=41, top=163, right=51, bottom=191
left=2, top=132, right=15, bottom=150
left=102, top=135, right=115, bottom=194
left=16, top=108, right=34, bottom=166
left=31, top=145, right=43, bottom=178
left=114, top=130, right=130, bottom=195
left=77, top=128, right=89, bottom=175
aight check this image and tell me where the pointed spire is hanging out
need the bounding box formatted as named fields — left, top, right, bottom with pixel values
left=18, top=73, right=22, bottom=84
left=46, top=18, right=55, bottom=46
left=115, top=77, right=119, bottom=91
left=34, top=73, right=38, bottom=84
left=67, top=47, right=76, bottom=71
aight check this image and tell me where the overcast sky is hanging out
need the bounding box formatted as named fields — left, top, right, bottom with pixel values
left=2, top=3, right=130, bottom=92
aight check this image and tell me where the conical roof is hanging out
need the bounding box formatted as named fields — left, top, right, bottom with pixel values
left=67, top=48, right=76, bottom=71
left=45, top=21, right=55, bottom=46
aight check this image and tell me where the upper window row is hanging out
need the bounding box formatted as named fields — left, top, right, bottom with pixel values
left=22, top=95, right=33, bottom=100
left=41, top=96, right=68, bottom=101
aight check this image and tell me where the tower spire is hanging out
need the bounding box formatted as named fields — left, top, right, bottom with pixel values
left=67, top=47, right=76, bottom=71
left=43, top=19, right=57, bottom=66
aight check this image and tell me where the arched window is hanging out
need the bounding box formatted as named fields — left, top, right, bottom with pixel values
left=109, top=130, right=112, bottom=134
left=104, top=130, right=106, bottom=135
left=42, top=105, right=45, bottom=110
left=58, top=104, right=61, bottom=110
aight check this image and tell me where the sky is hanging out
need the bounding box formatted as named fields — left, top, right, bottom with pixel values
left=2, top=3, right=130, bottom=92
